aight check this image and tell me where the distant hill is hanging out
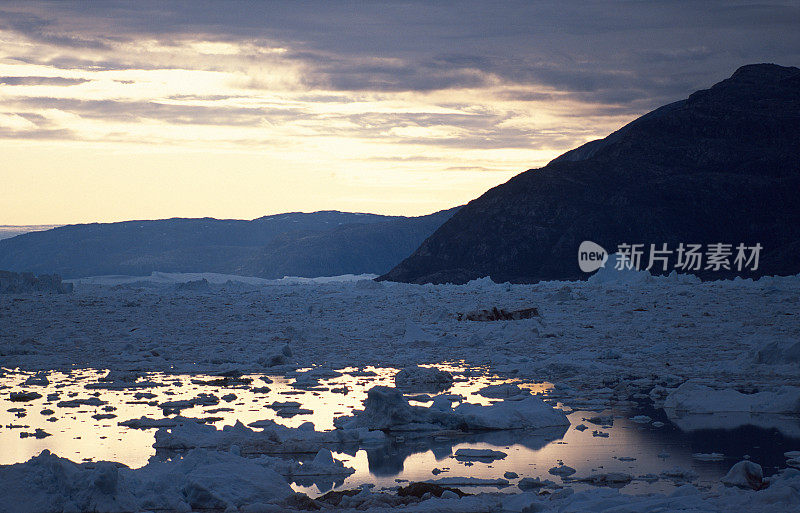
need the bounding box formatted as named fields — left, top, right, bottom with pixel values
left=379, top=63, right=800, bottom=284
left=0, top=210, right=458, bottom=279
left=239, top=208, right=459, bottom=279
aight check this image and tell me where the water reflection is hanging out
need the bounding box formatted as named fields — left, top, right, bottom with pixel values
left=0, top=364, right=538, bottom=467
left=667, top=410, right=800, bottom=439
left=359, top=427, right=568, bottom=478
left=2, top=365, right=798, bottom=498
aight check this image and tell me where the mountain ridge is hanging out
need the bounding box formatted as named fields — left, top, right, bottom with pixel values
left=379, top=63, right=800, bottom=284
left=0, top=209, right=458, bottom=279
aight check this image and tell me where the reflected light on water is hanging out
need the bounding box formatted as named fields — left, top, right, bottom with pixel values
left=2, top=365, right=797, bottom=497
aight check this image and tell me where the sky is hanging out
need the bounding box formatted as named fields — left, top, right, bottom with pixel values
left=1, top=1, right=798, bottom=225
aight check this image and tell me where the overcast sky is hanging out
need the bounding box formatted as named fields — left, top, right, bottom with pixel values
left=2, top=1, right=798, bottom=224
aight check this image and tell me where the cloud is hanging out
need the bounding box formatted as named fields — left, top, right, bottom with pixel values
left=0, top=76, right=90, bottom=86
left=4, top=2, right=799, bottom=101
left=0, top=126, right=75, bottom=140
left=0, top=2, right=798, bottom=160
left=1, top=1, right=797, bottom=222
left=0, top=8, right=111, bottom=49
left=2, top=93, right=565, bottom=151
left=396, top=133, right=584, bottom=151
left=360, top=155, right=444, bottom=163
left=6, top=97, right=308, bottom=127
left=283, top=50, right=492, bottom=92
left=443, top=165, right=507, bottom=172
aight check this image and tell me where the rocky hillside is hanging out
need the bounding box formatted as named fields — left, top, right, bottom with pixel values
left=379, top=64, right=800, bottom=283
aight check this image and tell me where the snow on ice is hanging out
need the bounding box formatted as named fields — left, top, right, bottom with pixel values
left=1, top=270, right=799, bottom=511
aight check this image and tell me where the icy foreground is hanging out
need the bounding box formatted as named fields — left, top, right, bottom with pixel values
left=1, top=270, right=800, bottom=511
left=4, top=272, right=799, bottom=383
left=2, top=448, right=799, bottom=512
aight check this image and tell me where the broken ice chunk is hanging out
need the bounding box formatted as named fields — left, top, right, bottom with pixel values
left=19, top=428, right=50, bottom=439
left=567, top=472, right=632, bottom=487
left=548, top=465, right=576, bottom=477
left=518, top=477, right=560, bottom=490
left=721, top=460, right=766, bottom=490
left=477, top=383, right=529, bottom=399
left=9, top=391, right=42, bottom=402
left=692, top=452, right=724, bottom=461
left=57, top=397, right=107, bottom=408
left=23, top=372, right=49, bottom=386
left=453, top=448, right=507, bottom=461
left=334, top=386, right=569, bottom=432
left=394, top=366, right=453, bottom=393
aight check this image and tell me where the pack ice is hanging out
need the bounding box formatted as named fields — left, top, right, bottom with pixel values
left=1, top=269, right=799, bottom=511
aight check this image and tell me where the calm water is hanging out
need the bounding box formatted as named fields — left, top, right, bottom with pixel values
left=2, top=365, right=798, bottom=497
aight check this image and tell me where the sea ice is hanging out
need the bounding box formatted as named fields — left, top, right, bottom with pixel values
left=476, top=383, right=527, bottom=398
left=335, top=386, right=569, bottom=432
left=755, top=338, right=800, bottom=365
left=721, top=460, right=765, bottom=490
left=8, top=391, right=42, bottom=402
left=394, top=366, right=453, bottom=392
left=453, top=448, right=507, bottom=461
left=56, top=397, right=107, bottom=408
left=517, top=477, right=560, bottom=489
left=549, top=465, right=577, bottom=476
left=424, top=477, right=510, bottom=487
left=567, top=472, right=633, bottom=487
left=664, top=381, right=800, bottom=415
left=693, top=452, right=725, bottom=461
left=23, top=372, right=49, bottom=386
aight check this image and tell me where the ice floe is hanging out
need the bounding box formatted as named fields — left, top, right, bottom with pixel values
left=0, top=448, right=293, bottom=513
left=665, top=381, right=800, bottom=415
left=333, top=385, right=569, bottom=432
left=394, top=366, right=453, bottom=393
left=2, top=268, right=800, bottom=511
left=721, top=460, right=766, bottom=490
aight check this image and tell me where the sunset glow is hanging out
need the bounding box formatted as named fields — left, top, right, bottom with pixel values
left=2, top=2, right=798, bottom=223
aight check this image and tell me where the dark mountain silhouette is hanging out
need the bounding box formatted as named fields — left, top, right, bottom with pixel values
left=0, top=209, right=458, bottom=279
left=379, top=63, right=800, bottom=284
